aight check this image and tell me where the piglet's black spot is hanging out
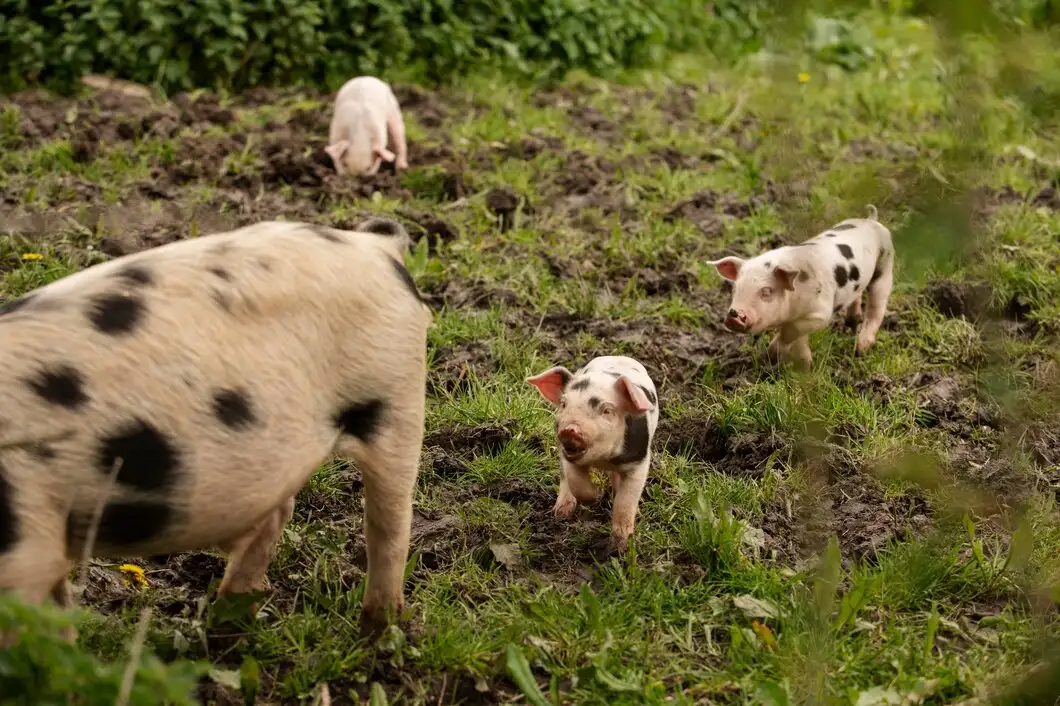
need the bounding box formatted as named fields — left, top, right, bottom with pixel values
left=610, top=414, right=650, bottom=466
left=27, top=365, right=89, bottom=409
left=389, top=258, right=429, bottom=307
left=87, top=293, right=145, bottom=335
left=870, top=263, right=884, bottom=285
left=335, top=399, right=385, bottom=442
left=831, top=223, right=857, bottom=231
left=588, top=396, right=602, bottom=410
left=212, top=388, right=258, bottom=430
left=305, top=225, right=344, bottom=244
left=569, top=377, right=591, bottom=392
left=208, top=266, right=233, bottom=282
left=117, top=266, right=153, bottom=286
left=824, top=232, right=838, bottom=237
left=849, top=265, right=860, bottom=282
left=69, top=501, right=174, bottom=551
left=834, top=265, right=849, bottom=288
left=837, top=243, right=854, bottom=259
left=833, top=304, right=844, bottom=314
left=797, top=271, right=810, bottom=282
left=0, top=463, right=17, bottom=554
left=98, top=418, right=180, bottom=492
left=637, top=385, right=657, bottom=406
left=763, top=261, right=771, bottom=269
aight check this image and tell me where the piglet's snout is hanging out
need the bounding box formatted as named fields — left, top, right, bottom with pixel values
left=724, top=308, right=750, bottom=333
left=558, top=426, right=587, bottom=459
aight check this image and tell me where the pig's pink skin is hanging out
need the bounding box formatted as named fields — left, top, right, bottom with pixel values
left=327, top=76, right=408, bottom=176
left=707, top=205, right=895, bottom=370
left=527, top=355, right=659, bottom=555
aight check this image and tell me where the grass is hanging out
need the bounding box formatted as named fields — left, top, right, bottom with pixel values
left=1, top=6, right=1059, bottom=706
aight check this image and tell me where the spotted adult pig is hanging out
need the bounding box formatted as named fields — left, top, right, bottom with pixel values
left=527, top=356, right=659, bottom=555
left=326, top=76, right=409, bottom=176
left=0, top=217, right=431, bottom=639
left=707, top=205, right=894, bottom=370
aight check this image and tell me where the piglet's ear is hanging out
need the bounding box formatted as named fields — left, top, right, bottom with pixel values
left=706, top=256, right=745, bottom=282
left=615, top=376, right=655, bottom=413
left=325, top=140, right=349, bottom=163
left=526, top=366, right=573, bottom=406
left=773, top=265, right=800, bottom=291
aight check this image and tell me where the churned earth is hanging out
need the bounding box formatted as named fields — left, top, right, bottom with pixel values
left=1, top=13, right=1059, bottom=706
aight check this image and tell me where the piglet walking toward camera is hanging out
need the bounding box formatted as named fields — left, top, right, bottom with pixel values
left=326, top=76, right=409, bottom=176
left=0, top=217, right=430, bottom=642
left=707, top=205, right=895, bottom=370
left=527, top=356, right=659, bottom=555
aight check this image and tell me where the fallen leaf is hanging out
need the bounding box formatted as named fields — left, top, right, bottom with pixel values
left=490, top=542, right=523, bottom=571
left=732, top=594, right=779, bottom=619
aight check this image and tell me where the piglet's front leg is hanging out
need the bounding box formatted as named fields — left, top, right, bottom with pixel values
left=606, top=460, right=650, bottom=555
left=555, top=459, right=604, bottom=519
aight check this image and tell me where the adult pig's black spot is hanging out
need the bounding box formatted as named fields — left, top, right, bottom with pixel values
left=837, top=243, right=854, bottom=259
left=98, top=418, right=180, bottom=492
left=212, top=388, right=258, bottom=429
left=832, top=223, right=857, bottom=231
left=335, top=399, right=385, bottom=442
left=208, top=266, right=233, bottom=282
left=390, top=258, right=429, bottom=306
left=117, top=266, right=153, bottom=287
left=87, top=293, right=145, bottom=335
left=68, top=501, right=173, bottom=550
left=849, top=265, right=860, bottom=281
left=610, top=414, right=650, bottom=466
left=30, top=443, right=57, bottom=461
left=27, top=365, right=89, bottom=409
left=834, top=265, right=849, bottom=288
left=0, top=463, right=16, bottom=553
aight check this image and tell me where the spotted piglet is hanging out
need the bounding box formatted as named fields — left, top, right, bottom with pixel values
left=326, top=75, right=409, bottom=176
left=707, top=205, right=895, bottom=370
left=0, top=217, right=431, bottom=640
left=527, top=356, right=659, bottom=555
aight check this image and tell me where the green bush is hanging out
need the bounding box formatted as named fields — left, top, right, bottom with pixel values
left=0, top=593, right=207, bottom=704
left=0, top=0, right=771, bottom=95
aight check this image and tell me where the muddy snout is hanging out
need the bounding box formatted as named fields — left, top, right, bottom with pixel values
left=724, top=308, right=750, bottom=333
left=557, top=426, right=587, bottom=461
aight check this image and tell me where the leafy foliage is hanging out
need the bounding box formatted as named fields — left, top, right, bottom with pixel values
left=0, top=594, right=207, bottom=704
left=0, top=0, right=769, bottom=95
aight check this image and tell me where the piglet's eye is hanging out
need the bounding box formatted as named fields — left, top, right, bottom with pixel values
left=760, top=286, right=773, bottom=298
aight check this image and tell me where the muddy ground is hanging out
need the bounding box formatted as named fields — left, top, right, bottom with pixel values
left=2, top=82, right=1058, bottom=704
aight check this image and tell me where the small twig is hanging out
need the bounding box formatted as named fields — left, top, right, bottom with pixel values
left=79, top=457, right=124, bottom=575
left=710, top=91, right=748, bottom=139
left=116, top=607, right=154, bottom=706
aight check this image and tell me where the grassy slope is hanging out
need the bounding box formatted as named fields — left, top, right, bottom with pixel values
left=1, top=9, right=1059, bottom=706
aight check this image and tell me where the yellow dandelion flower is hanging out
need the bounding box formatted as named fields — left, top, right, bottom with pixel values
left=119, top=563, right=149, bottom=589
left=20, top=253, right=43, bottom=261
left=798, top=72, right=811, bottom=83
left=589, top=467, right=610, bottom=488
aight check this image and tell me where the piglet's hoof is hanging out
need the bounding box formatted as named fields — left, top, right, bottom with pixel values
left=553, top=496, right=577, bottom=519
